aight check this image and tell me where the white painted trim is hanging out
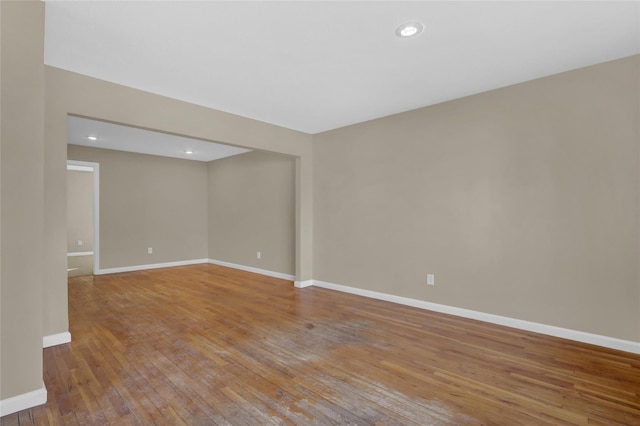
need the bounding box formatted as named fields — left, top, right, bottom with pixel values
left=0, top=383, right=47, bottom=417
left=294, top=280, right=314, bottom=288
left=310, top=280, right=640, bottom=355
left=67, top=164, right=93, bottom=172
left=93, top=163, right=100, bottom=274
left=67, top=251, right=94, bottom=257
left=96, top=259, right=209, bottom=275
left=208, top=259, right=295, bottom=281
left=43, top=332, right=71, bottom=348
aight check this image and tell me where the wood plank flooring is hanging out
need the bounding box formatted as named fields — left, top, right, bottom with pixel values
left=4, top=264, right=640, bottom=425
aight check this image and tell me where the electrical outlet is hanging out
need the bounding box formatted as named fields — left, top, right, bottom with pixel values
left=427, top=274, right=435, bottom=286
left=148, top=247, right=153, bottom=254
left=257, top=251, right=261, bottom=260
left=77, top=240, right=83, bottom=246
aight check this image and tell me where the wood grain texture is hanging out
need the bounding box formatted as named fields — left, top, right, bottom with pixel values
left=3, top=264, right=639, bottom=425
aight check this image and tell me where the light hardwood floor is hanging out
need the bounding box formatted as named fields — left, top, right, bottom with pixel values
left=3, top=264, right=639, bottom=425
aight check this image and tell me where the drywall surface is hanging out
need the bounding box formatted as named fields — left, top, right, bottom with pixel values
left=208, top=151, right=295, bottom=275
left=0, top=1, right=45, bottom=402
left=68, top=145, right=208, bottom=269
left=313, top=55, right=640, bottom=341
left=67, top=169, right=94, bottom=253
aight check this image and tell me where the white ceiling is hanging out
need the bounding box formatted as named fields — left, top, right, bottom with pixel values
left=46, top=1, right=639, bottom=135
left=68, top=116, right=251, bottom=162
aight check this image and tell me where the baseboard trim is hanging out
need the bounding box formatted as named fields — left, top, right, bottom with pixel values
left=94, top=258, right=295, bottom=281
left=67, top=251, right=93, bottom=257
left=208, top=259, right=295, bottom=281
left=96, top=259, right=209, bottom=275
left=0, top=383, right=47, bottom=417
left=310, top=279, right=640, bottom=355
left=294, top=280, right=314, bottom=288
left=43, top=332, right=71, bottom=348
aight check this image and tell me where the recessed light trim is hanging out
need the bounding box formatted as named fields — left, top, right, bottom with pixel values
left=396, top=22, right=424, bottom=38
left=185, top=149, right=194, bottom=154
left=87, top=136, right=98, bottom=141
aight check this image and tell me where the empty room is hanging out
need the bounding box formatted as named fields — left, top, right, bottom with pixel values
left=1, top=1, right=639, bottom=425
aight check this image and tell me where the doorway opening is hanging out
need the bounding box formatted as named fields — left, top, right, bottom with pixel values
left=66, top=115, right=297, bottom=280
left=67, top=160, right=100, bottom=276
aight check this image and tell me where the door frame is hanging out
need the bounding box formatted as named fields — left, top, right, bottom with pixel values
left=67, top=160, right=100, bottom=274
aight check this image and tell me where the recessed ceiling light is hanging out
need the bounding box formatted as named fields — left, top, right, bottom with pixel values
left=87, top=136, right=97, bottom=141
left=185, top=149, right=193, bottom=154
left=396, top=22, right=424, bottom=38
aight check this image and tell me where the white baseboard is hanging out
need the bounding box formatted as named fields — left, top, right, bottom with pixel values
left=294, top=280, right=314, bottom=288
left=0, top=383, right=47, bottom=417
left=96, top=258, right=209, bottom=275
left=208, top=259, right=295, bottom=281
left=43, top=332, right=71, bottom=348
left=67, top=251, right=94, bottom=257
left=95, top=257, right=295, bottom=282
left=310, top=279, right=640, bottom=355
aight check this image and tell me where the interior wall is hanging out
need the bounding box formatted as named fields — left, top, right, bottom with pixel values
left=313, top=55, right=640, bottom=342
left=208, top=151, right=296, bottom=275
left=68, top=145, right=208, bottom=270
left=45, top=66, right=312, bottom=337
left=0, top=1, right=45, bottom=401
left=67, top=169, right=93, bottom=253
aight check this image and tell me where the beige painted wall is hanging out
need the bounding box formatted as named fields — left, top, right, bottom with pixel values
left=67, top=170, right=94, bottom=253
left=313, top=55, right=640, bottom=342
left=208, top=151, right=296, bottom=275
left=68, top=145, right=208, bottom=269
left=0, top=1, right=45, bottom=401
left=44, top=67, right=312, bottom=339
